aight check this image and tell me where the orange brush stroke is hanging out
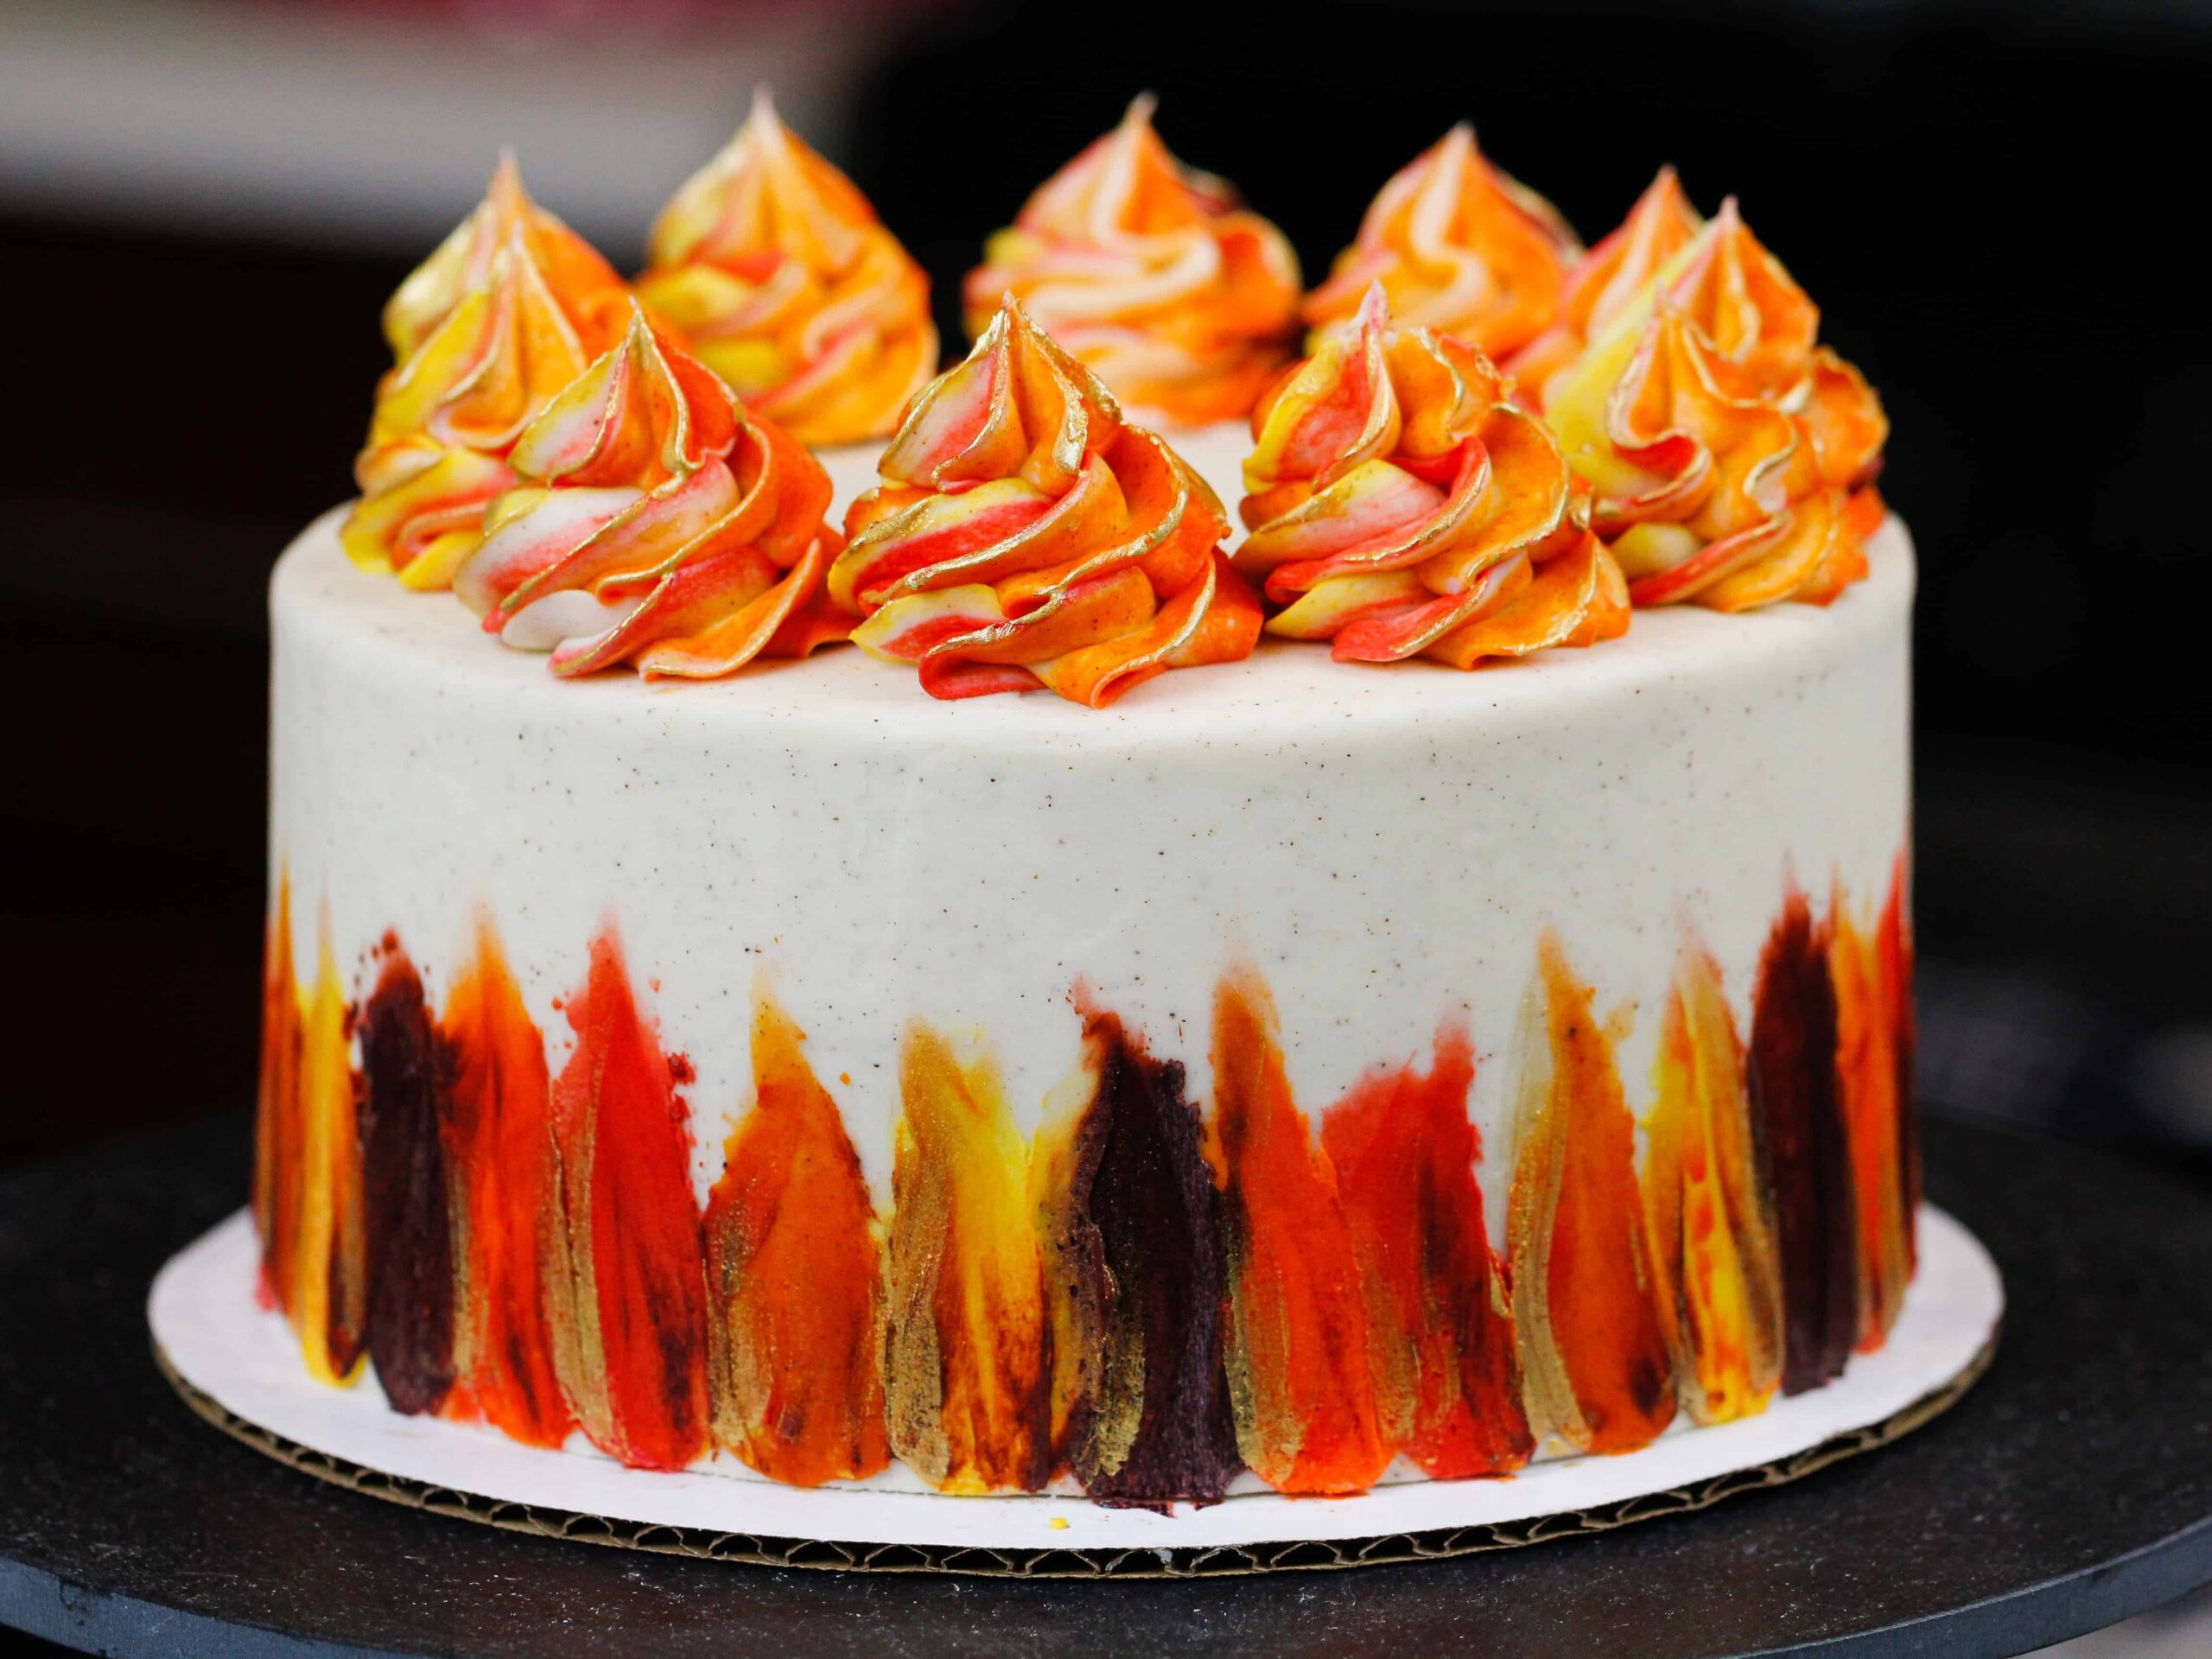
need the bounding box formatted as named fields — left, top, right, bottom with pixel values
left=1209, top=968, right=1389, bottom=1494
left=1830, top=881, right=1912, bottom=1351
left=704, top=987, right=889, bottom=1485
left=550, top=927, right=710, bottom=1471
left=1510, top=932, right=1676, bottom=1454
left=442, top=916, right=573, bottom=1448
left=1321, top=1025, right=1532, bottom=1478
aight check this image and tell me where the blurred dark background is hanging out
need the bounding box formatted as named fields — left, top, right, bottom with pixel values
left=2, top=0, right=2208, bottom=1187
left=0, top=3, right=2208, bottom=1654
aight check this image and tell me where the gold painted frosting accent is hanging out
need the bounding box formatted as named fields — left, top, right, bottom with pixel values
left=454, top=305, right=846, bottom=680
left=343, top=156, right=630, bottom=589
left=838, top=296, right=1261, bottom=707
left=1536, top=185, right=1889, bottom=610
left=1237, top=284, right=1628, bottom=668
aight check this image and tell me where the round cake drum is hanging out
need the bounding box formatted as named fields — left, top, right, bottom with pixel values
left=149, top=1207, right=1999, bottom=1565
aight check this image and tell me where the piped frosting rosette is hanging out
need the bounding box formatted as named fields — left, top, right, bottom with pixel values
left=1236, top=285, right=1629, bottom=669
left=1538, top=189, right=1890, bottom=610
left=344, top=156, right=632, bottom=590
left=1509, top=167, right=1700, bottom=409
left=835, top=296, right=1262, bottom=707
left=962, top=96, right=1299, bottom=429
left=637, top=89, right=938, bottom=448
left=1303, top=124, right=1580, bottom=363
left=450, top=304, right=848, bottom=679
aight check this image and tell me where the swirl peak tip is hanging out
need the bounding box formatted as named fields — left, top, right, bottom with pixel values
left=1354, top=280, right=1394, bottom=331
left=488, top=147, right=526, bottom=206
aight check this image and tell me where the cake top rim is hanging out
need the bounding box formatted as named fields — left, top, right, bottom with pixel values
left=276, top=505, right=1913, bottom=749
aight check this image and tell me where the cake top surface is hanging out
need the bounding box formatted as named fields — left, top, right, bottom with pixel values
left=281, top=505, right=1911, bottom=749
left=333, top=105, right=1892, bottom=712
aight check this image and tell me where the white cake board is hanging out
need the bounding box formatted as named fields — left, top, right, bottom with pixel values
left=149, top=1205, right=2000, bottom=1571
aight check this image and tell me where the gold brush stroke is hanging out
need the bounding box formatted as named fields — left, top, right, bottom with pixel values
left=1027, top=1035, right=1125, bottom=1478
left=1503, top=960, right=1580, bottom=1450
left=1643, top=929, right=1785, bottom=1425
left=155, top=1322, right=1997, bottom=1579
left=295, top=918, right=365, bottom=1386
left=547, top=1059, right=613, bottom=1454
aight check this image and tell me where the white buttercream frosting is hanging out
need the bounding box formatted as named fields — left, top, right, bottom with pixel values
left=270, top=506, right=1912, bottom=1215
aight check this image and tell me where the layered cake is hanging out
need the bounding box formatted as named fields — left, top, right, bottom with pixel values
left=252, top=106, right=1912, bottom=1510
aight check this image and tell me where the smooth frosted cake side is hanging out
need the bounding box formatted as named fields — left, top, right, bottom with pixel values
left=253, top=506, right=1916, bottom=1502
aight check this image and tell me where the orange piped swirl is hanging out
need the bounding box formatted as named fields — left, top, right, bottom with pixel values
left=1303, top=124, right=1580, bottom=363
left=838, top=296, right=1262, bottom=707
left=963, top=97, right=1300, bottom=429
left=1540, top=188, right=1890, bottom=611
left=1510, top=166, right=1700, bottom=409
left=452, top=305, right=848, bottom=681
left=1236, top=284, right=1629, bottom=669
left=343, top=156, right=631, bottom=589
left=639, top=89, right=938, bottom=448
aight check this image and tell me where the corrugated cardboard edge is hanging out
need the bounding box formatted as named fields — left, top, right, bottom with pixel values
left=155, top=1328, right=1997, bottom=1578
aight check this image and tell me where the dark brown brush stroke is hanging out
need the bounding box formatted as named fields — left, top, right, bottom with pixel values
left=1058, top=1010, right=1241, bottom=1506
left=358, top=946, right=456, bottom=1415
left=1750, top=888, right=1859, bottom=1395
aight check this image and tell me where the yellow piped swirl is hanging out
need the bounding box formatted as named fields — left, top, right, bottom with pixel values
left=343, top=156, right=631, bottom=590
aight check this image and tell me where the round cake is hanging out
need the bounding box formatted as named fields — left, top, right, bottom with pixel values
left=243, top=99, right=1921, bottom=1514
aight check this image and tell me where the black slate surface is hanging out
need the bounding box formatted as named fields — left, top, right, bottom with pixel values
left=2, top=1114, right=2208, bottom=1659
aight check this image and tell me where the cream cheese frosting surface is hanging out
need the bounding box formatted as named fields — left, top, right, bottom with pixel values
left=271, top=508, right=1910, bottom=1196
left=262, top=503, right=1914, bottom=1498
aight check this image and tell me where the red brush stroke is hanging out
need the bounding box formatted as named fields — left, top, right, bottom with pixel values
left=254, top=879, right=302, bottom=1313
left=554, top=928, right=710, bottom=1471
left=1878, top=853, right=1920, bottom=1269
left=1322, top=1026, right=1533, bottom=1478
